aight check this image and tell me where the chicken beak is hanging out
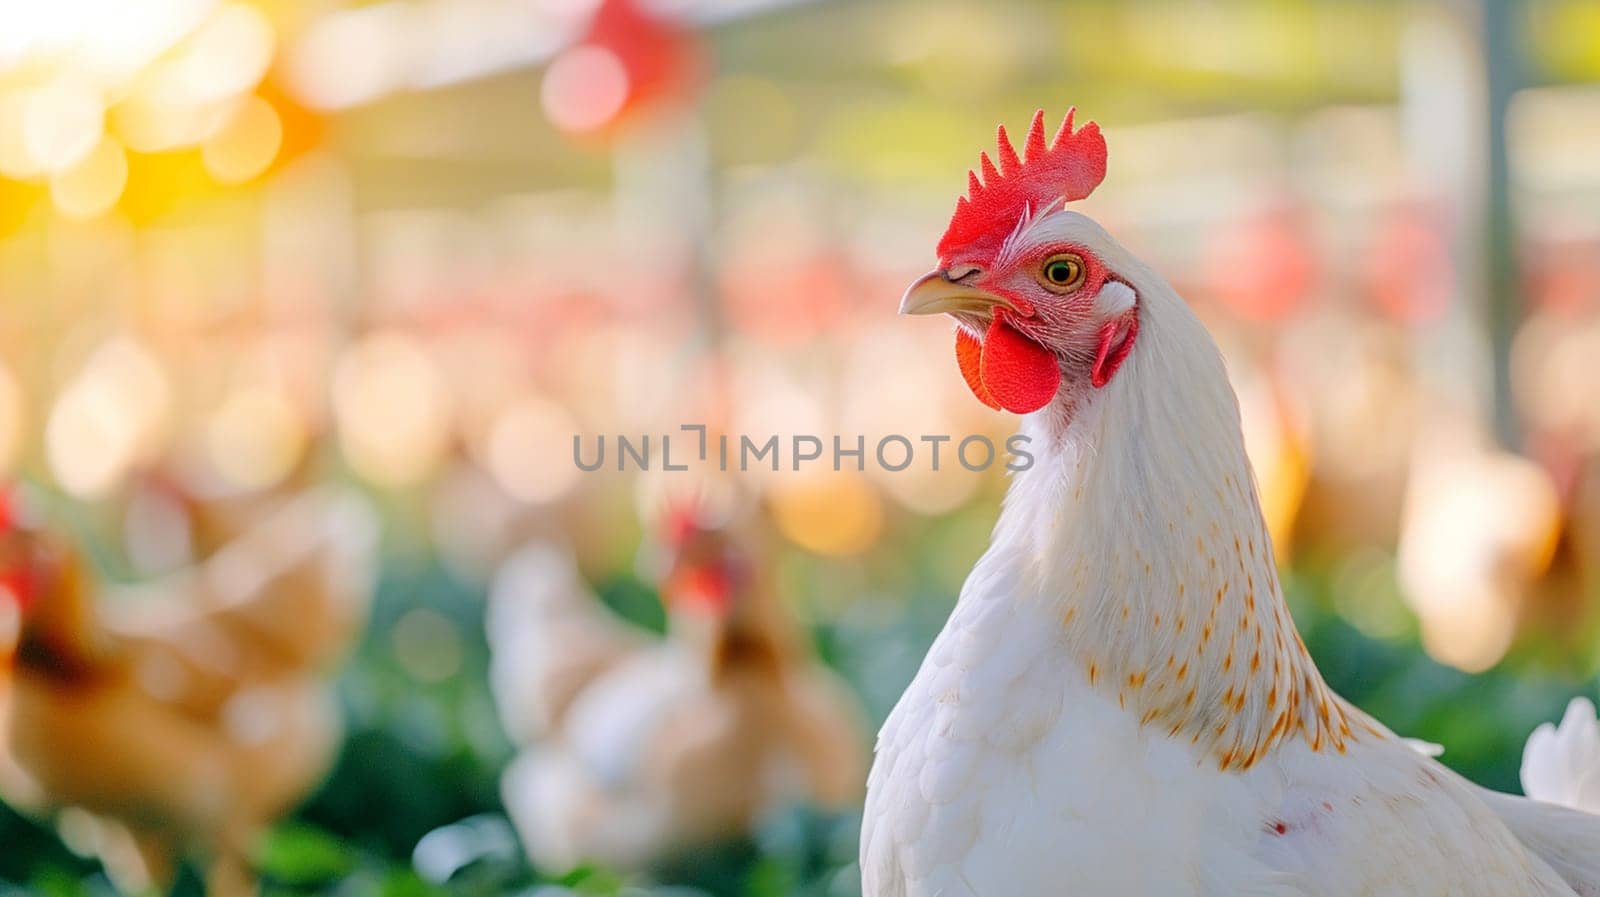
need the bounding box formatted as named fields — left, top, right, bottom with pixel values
left=899, top=269, right=1018, bottom=316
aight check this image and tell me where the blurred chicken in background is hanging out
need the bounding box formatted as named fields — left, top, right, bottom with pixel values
left=121, top=451, right=325, bottom=578
left=1279, top=307, right=1424, bottom=561
left=0, top=493, right=45, bottom=815
left=1399, top=439, right=1564, bottom=672
left=492, top=505, right=866, bottom=875
left=487, top=538, right=646, bottom=748
left=1571, top=464, right=1600, bottom=637
left=0, top=485, right=377, bottom=897
left=1515, top=298, right=1600, bottom=650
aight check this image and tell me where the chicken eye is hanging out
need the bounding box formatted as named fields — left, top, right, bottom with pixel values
left=1039, top=254, right=1086, bottom=292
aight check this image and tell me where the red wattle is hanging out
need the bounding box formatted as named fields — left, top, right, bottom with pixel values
left=1090, top=312, right=1138, bottom=388
left=978, top=315, right=1060, bottom=414
left=955, top=330, right=1000, bottom=410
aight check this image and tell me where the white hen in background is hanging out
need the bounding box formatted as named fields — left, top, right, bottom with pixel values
left=487, top=542, right=646, bottom=745
left=493, top=510, right=866, bottom=874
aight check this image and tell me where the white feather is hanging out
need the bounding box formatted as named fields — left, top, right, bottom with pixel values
left=1524, top=698, right=1600, bottom=813
left=1096, top=280, right=1137, bottom=318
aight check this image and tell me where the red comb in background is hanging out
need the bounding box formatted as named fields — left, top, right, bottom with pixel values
left=937, top=108, right=1108, bottom=264
left=0, top=485, right=34, bottom=611
left=658, top=482, right=735, bottom=548
left=0, top=567, right=33, bottom=611
left=657, top=498, right=745, bottom=615
left=662, top=502, right=704, bottom=547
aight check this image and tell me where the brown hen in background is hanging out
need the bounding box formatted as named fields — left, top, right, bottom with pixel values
left=0, top=486, right=377, bottom=897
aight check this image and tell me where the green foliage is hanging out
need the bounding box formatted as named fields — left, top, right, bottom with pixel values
left=260, top=825, right=360, bottom=887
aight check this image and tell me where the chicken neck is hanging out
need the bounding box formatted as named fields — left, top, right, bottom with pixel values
left=14, top=543, right=105, bottom=685
left=988, top=267, right=1369, bottom=771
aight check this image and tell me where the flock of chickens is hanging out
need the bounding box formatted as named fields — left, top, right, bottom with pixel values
left=0, top=471, right=869, bottom=895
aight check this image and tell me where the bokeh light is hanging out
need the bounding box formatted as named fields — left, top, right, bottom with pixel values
left=391, top=608, right=464, bottom=684
left=21, top=79, right=104, bottom=174
left=541, top=46, right=630, bottom=134
left=48, top=135, right=127, bottom=218
left=483, top=394, right=582, bottom=506
left=46, top=337, right=173, bottom=498
left=200, top=95, right=282, bottom=184
left=769, top=471, right=884, bottom=557
left=332, top=333, right=454, bottom=488
left=204, top=385, right=309, bottom=491
left=1400, top=449, right=1564, bottom=672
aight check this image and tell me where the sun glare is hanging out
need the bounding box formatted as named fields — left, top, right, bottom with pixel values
left=0, top=0, right=280, bottom=219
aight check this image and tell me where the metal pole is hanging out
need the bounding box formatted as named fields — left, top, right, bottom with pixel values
left=1481, top=0, right=1522, bottom=449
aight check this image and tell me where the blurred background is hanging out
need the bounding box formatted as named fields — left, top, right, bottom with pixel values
left=1, top=0, right=1599, bottom=895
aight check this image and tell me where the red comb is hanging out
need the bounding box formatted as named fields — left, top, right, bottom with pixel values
left=936, top=109, right=1108, bottom=264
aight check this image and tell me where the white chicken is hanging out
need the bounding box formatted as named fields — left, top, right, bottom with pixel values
left=486, top=539, right=646, bottom=746
left=862, top=108, right=1600, bottom=897
left=494, top=509, right=866, bottom=874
